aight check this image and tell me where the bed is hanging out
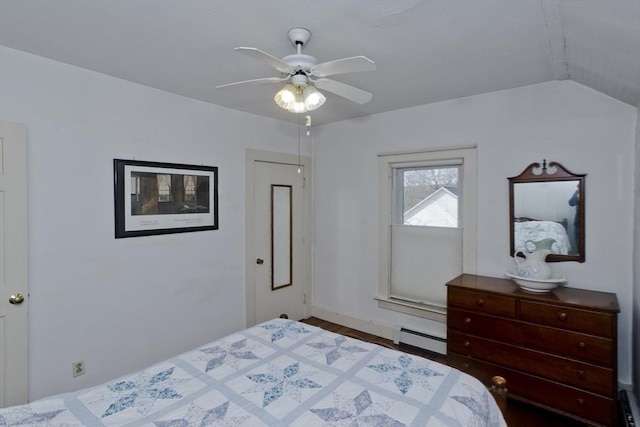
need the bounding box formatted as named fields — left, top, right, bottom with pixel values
left=0, top=318, right=506, bottom=426
left=514, top=218, right=571, bottom=255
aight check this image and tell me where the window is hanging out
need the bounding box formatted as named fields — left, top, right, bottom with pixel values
left=398, top=167, right=459, bottom=227
left=157, top=174, right=171, bottom=202
left=131, top=176, right=140, bottom=201
left=377, top=147, right=477, bottom=320
left=184, top=175, right=196, bottom=201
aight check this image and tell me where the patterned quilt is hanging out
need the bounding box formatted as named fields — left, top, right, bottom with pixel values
left=0, top=319, right=506, bottom=426
left=514, top=220, right=572, bottom=255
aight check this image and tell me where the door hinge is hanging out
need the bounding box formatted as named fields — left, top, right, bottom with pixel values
left=303, top=177, right=306, bottom=189
left=303, top=293, right=307, bottom=304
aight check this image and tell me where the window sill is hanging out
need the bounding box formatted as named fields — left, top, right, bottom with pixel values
left=374, top=296, right=446, bottom=322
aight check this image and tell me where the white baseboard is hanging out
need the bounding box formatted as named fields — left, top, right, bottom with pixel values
left=311, top=306, right=395, bottom=340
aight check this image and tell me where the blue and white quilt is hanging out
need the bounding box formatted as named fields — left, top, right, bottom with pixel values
left=0, top=319, right=506, bottom=426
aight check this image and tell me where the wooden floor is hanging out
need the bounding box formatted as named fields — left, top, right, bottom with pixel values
left=301, top=317, right=595, bottom=427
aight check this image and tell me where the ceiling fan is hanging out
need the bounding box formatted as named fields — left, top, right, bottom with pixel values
left=217, top=27, right=376, bottom=113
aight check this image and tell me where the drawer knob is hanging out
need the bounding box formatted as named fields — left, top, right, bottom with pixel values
left=475, top=298, right=485, bottom=307
left=577, top=341, right=587, bottom=350
left=576, top=370, right=586, bottom=380
left=558, top=312, right=568, bottom=321
left=464, top=317, right=472, bottom=325
left=464, top=340, right=471, bottom=348
left=576, top=398, right=585, bottom=407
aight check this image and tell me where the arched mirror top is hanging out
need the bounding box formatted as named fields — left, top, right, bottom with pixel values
left=508, top=160, right=586, bottom=263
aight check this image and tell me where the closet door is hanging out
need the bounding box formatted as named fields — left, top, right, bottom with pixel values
left=252, top=160, right=307, bottom=323
left=0, top=122, right=29, bottom=407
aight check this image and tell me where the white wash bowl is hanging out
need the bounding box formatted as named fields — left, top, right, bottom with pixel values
left=505, top=271, right=567, bottom=293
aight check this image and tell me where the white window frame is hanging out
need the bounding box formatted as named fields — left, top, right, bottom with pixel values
left=376, top=147, right=477, bottom=321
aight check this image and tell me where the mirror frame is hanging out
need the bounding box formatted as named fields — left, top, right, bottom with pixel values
left=508, top=160, right=586, bottom=262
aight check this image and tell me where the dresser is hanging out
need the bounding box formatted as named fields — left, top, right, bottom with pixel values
left=446, top=274, right=619, bottom=426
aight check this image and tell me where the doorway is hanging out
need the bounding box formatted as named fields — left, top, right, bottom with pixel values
left=245, top=149, right=311, bottom=326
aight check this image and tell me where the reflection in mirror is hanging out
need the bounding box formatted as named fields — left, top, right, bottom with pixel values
left=509, top=160, right=585, bottom=262
left=272, top=184, right=292, bottom=289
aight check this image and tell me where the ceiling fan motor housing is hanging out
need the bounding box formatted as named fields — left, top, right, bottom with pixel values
left=291, top=73, right=308, bottom=86
left=282, top=54, right=317, bottom=73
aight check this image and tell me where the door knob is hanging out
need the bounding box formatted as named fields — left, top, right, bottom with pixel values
left=256, top=258, right=264, bottom=265
left=9, top=293, right=25, bottom=305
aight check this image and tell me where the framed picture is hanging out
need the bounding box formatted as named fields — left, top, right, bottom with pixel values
left=114, top=159, right=218, bottom=238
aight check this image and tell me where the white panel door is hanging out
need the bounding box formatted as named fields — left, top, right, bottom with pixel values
left=0, top=122, right=29, bottom=407
left=253, top=160, right=307, bottom=323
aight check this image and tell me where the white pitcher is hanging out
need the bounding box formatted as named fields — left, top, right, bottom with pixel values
left=514, top=248, right=552, bottom=280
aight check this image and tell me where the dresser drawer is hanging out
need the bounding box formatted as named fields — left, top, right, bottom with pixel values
left=448, top=330, right=615, bottom=395
left=448, top=308, right=614, bottom=367
left=448, top=353, right=616, bottom=426
left=447, top=288, right=516, bottom=317
left=519, top=301, right=615, bottom=338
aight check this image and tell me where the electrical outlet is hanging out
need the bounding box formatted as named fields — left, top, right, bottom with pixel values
left=72, top=360, right=85, bottom=377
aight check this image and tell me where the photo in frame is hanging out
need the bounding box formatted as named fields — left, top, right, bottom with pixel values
left=114, top=159, right=218, bottom=238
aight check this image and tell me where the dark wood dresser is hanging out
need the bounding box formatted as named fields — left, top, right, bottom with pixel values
left=446, top=274, right=620, bottom=426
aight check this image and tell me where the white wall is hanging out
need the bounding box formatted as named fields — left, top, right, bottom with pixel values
left=313, top=80, right=637, bottom=383
left=0, top=46, right=309, bottom=400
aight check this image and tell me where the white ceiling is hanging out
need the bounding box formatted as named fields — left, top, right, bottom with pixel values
left=1, top=0, right=638, bottom=126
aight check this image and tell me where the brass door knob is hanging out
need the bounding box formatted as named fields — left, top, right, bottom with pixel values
left=256, top=258, right=264, bottom=265
left=9, top=293, right=25, bottom=305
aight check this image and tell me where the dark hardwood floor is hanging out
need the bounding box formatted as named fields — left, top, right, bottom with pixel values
left=301, top=317, right=599, bottom=427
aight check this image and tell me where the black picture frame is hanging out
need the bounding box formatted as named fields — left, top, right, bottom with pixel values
left=114, top=159, right=218, bottom=238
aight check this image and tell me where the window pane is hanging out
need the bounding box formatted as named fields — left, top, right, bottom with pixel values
left=157, top=174, right=171, bottom=202
left=402, top=167, right=459, bottom=227
left=184, top=175, right=196, bottom=201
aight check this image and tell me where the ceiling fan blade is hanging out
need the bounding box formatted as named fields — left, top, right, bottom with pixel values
left=314, top=78, right=373, bottom=104
left=216, top=76, right=288, bottom=89
left=234, top=47, right=293, bottom=73
left=311, top=56, right=376, bottom=77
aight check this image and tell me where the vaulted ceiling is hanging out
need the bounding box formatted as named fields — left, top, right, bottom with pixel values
left=1, top=0, right=638, bottom=125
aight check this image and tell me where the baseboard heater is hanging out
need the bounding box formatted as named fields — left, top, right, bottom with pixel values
left=392, top=326, right=447, bottom=356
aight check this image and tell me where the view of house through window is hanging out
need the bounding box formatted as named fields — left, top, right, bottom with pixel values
left=399, top=167, right=460, bottom=227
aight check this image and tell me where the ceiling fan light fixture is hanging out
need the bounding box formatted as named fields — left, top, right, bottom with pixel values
left=288, top=99, right=308, bottom=114
left=275, top=83, right=326, bottom=113
left=303, top=85, right=326, bottom=111
left=274, top=84, right=298, bottom=110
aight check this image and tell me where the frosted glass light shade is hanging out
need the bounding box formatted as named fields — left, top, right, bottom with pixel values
left=274, top=84, right=325, bottom=113
left=274, top=84, right=297, bottom=110
left=303, top=85, right=326, bottom=111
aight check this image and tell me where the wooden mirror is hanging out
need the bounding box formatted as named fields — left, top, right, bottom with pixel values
left=509, top=160, right=585, bottom=262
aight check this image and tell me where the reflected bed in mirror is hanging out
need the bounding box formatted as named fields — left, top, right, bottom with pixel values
left=509, top=160, right=585, bottom=262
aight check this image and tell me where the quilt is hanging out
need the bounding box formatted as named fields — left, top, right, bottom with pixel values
left=514, top=220, right=572, bottom=255
left=0, top=319, right=506, bottom=426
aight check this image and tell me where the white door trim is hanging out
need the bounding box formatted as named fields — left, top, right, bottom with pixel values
left=245, top=149, right=312, bottom=327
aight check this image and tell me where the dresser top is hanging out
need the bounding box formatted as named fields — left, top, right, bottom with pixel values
left=447, top=274, right=620, bottom=313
